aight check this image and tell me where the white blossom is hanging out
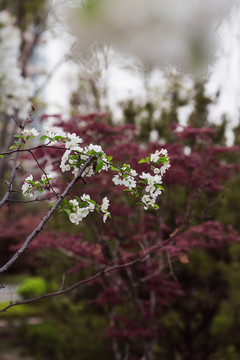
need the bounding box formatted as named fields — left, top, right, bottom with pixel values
left=87, top=144, right=103, bottom=153
left=77, top=207, right=89, bottom=219
left=103, top=212, right=109, bottom=223
left=81, top=194, right=95, bottom=211
left=69, top=212, right=80, bottom=225
left=69, top=199, right=78, bottom=207
left=129, top=169, right=138, bottom=177
left=42, top=127, right=66, bottom=143
left=22, top=174, right=33, bottom=195
left=21, top=128, right=39, bottom=140
left=112, top=175, right=122, bottom=185
left=82, top=165, right=95, bottom=177
left=65, top=132, right=83, bottom=150
left=101, top=197, right=109, bottom=212
left=160, top=162, right=171, bottom=176
left=150, top=149, right=168, bottom=163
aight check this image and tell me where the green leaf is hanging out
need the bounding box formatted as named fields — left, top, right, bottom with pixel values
left=62, top=199, right=71, bottom=206
left=64, top=209, right=71, bottom=215
left=122, top=164, right=130, bottom=173
left=95, top=158, right=103, bottom=173
left=27, top=180, right=36, bottom=185
left=40, top=135, right=48, bottom=141
left=78, top=201, right=87, bottom=207
left=54, top=136, right=66, bottom=141
left=0, top=155, right=3, bottom=159
left=157, top=156, right=169, bottom=164
left=14, top=135, right=24, bottom=139
left=138, top=159, right=148, bottom=164
left=86, top=199, right=96, bottom=205
left=138, top=180, right=147, bottom=185
left=87, top=150, right=96, bottom=156
left=9, top=145, right=16, bottom=150
left=107, top=156, right=113, bottom=161
left=110, top=165, right=120, bottom=172
left=69, top=155, right=78, bottom=160
left=139, top=157, right=150, bottom=164
left=155, top=184, right=165, bottom=191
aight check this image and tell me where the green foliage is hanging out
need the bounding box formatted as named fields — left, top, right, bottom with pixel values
left=17, top=299, right=113, bottom=360
left=18, top=277, right=47, bottom=299
left=0, top=302, right=42, bottom=319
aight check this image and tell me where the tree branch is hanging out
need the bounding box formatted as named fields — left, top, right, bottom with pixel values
left=0, top=118, right=29, bottom=209
left=0, top=156, right=94, bottom=274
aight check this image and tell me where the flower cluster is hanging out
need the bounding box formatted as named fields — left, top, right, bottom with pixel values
left=112, top=166, right=137, bottom=189
left=22, top=174, right=52, bottom=199
left=112, top=148, right=171, bottom=210
left=140, top=149, right=170, bottom=209
left=0, top=11, right=34, bottom=118
left=150, top=149, right=171, bottom=176
left=21, top=128, right=39, bottom=141
left=140, top=172, right=163, bottom=209
left=64, top=195, right=110, bottom=224
left=58, top=134, right=109, bottom=177
left=19, top=127, right=170, bottom=224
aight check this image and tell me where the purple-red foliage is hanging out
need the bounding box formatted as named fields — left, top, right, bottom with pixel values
left=168, top=221, right=240, bottom=256
left=5, top=114, right=240, bottom=347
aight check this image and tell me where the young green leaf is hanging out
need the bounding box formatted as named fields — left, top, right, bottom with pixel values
left=138, top=159, right=148, bottom=164
left=95, top=158, right=103, bottom=173
left=64, top=209, right=71, bottom=215
left=54, top=136, right=66, bottom=141
left=110, top=165, right=120, bottom=172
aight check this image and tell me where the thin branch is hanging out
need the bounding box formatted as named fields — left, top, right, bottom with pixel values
left=28, top=149, right=59, bottom=199
left=0, top=253, right=150, bottom=313
left=0, top=156, right=94, bottom=274
left=0, top=118, right=29, bottom=209
left=0, top=144, right=66, bottom=157
left=6, top=195, right=56, bottom=203
left=0, top=232, right=184, bottom=313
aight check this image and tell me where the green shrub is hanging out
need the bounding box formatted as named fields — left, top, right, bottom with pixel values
left=18, top=277, right=47, bottom=299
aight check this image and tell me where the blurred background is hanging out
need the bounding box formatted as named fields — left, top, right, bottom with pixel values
left=1, top=1, right=240, bottom=359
